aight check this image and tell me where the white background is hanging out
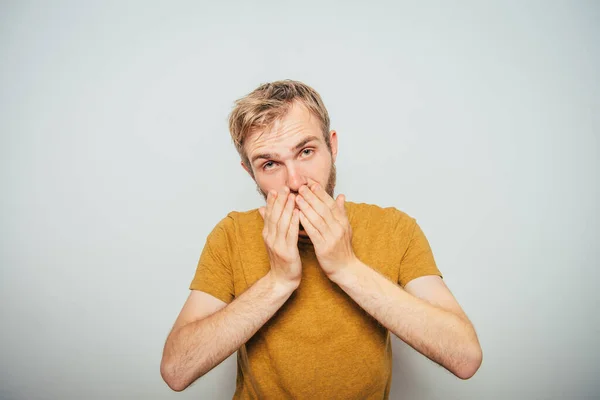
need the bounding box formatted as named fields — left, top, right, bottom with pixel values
left=1, top=1, right=598, bottom=399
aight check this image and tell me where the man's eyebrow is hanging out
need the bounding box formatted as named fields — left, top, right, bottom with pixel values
left=250, top=135, right=320, bottom=164
left=251, top=152, right=279, bottom=164
left=293, top=135, right=320, bottom=151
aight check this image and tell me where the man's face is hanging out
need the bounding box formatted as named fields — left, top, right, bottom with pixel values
left=242, top=102, right=338, bottom=233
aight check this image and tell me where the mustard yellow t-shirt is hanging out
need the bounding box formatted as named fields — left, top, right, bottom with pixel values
left=190, top=201, right=442, bottom=399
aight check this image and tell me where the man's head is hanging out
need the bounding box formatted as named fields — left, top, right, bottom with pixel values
left=228, top=80, right=338, bottom=201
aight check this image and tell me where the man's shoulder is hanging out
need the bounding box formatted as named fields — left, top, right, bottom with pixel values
left=346, top=201, right=415, bottom=225
left=346, top=201, right=418, bottom=247
left=214, top=208, right=262, bottom=233
left=224, top=208, right=261, bottom=221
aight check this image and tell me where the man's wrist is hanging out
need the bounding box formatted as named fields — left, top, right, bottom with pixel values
left=327, top=257, right=362, bottom=286
left=265, top=271, right=300, bottom=296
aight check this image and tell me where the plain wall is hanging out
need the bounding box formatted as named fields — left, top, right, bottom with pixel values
left=1, top=1, right=598, bottom=399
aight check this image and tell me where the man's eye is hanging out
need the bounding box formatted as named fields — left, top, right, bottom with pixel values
left=302, top=148, right=314, bottom=156
left=263, top=161, right=275, bottom=170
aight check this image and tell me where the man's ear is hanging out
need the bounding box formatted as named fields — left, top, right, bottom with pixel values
left=329, top=130, right=338, bottom=163
left=241, top=161, right=254, bottom=178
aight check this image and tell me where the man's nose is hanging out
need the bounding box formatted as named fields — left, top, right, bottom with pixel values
left=286, top=165, right=306, bottom=193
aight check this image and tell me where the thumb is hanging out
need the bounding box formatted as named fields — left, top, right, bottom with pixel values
left=335, top=194, right=346, bottom=212
left=258, top=206, right=265, bottom=219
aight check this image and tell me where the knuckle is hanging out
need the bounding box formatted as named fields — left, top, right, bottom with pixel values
left=264, top=233, right=275, bottom=245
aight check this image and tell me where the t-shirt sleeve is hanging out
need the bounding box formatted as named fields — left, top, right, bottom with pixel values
left=398, top=219, right=443, bottom=287
left=189, top=216, right=235, bottom=304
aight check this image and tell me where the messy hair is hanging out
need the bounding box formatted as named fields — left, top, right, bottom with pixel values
left=228, top=80, right=331, bottom=171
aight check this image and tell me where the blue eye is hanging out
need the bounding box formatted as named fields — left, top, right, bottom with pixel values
left=302, top=148, right=313, bottom=156
left=263, top=161, right=275, bottom=170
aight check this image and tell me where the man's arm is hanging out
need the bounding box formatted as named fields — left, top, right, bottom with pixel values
left=162, top=188, right=303, bottom=391
left=294, top=178, right=482, bottom=379
left=329, top=263, right=482, bottom=379
left=160, top=272, right=297, bottom=392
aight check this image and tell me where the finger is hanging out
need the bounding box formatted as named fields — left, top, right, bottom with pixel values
left=296, top=194, right=330, bottom=236
left=277, top=193, right=295, bottom=237
left=264, top=190, right=277, bottom=222
left=299, top=184, right=336, bottom=226
left=299, top=210, right=324, bottom=244
left=334, top=194, right=347, bottom=219
left=263, top=190, right=278, bottom=239
left=305, top=177, right=337, bottom=209
left=269, top=187, right=289, bottom=234
left=287, top=208, right=300, bottom=244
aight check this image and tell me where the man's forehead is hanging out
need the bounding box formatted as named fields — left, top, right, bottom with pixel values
left=245, top=105, right=321, bottom=153
left=246, top=132, right=322, bottom=163
left=257, top=103, right=314, bottom=135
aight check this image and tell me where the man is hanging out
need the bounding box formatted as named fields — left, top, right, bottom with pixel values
left=160, top=80, right=482, bottom=398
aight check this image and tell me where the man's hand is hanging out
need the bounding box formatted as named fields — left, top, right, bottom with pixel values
left=259, top=188, right=302, bottom=289
left=295, top=178, right=357, bottom=277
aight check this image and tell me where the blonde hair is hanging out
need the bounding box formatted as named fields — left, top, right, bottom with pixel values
left=228, top=80, right=331, bottom=170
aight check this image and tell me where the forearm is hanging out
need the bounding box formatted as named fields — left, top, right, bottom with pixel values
left=162, top=272, right=296, bottom=391
left=330, top=260, right=481, bottom=379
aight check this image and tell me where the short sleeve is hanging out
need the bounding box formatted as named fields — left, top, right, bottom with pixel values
left=398, top=220, right=442, bottom=287
left=189, top=216, right=235, bottom=304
